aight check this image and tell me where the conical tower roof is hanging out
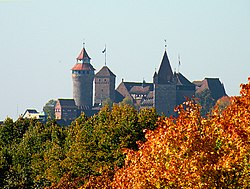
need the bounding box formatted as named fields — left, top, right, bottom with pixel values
left=157, top=51, right=173, bottom=84
left=76, top=48, right=91, bottom=61
left=153, top=71, right=158, bottom=78
left=71, top=47, right=95, bottom=71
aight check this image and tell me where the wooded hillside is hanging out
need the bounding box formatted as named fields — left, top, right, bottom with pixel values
left=0, top=79, right=249, bottom=188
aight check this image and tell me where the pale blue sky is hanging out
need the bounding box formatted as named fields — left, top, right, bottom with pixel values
left=0, top=0, right=250, bottom=120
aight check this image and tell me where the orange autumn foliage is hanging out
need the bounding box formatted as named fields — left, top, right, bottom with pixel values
left=110, top=78, right=250, bottom=188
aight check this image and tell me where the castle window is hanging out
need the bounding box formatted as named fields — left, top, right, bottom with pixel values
left=87, top=71, right=89, bottom=74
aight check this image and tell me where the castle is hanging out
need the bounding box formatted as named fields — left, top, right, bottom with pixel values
left=55, top=45, right=227, bottom=123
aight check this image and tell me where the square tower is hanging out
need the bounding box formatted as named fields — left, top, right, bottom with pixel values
left=94, top=66, right=116, bottom=106
left=153, top=50, right=176, bottom=116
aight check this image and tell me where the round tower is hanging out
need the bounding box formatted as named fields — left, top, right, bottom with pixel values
left=72, top=46, right=95, bottom=109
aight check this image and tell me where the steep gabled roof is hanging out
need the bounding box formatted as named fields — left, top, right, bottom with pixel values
left=123, top=82, right=154, bottom=92
left=206, top=78, right=227, bottom=100
left=173, top=72, right=194, bottom=86
left=157, top=51, right=173, bottom=84
left=194, top=78, right=227, bottom=100
left=153, top=71, right=158, bottom=78
left=25, top=109, right=39, bottom=114
left=95, top=66, right=116, bottom=77
left=57, top=99, right=76, bottom=107
left=115, top=90, right=125, bottom=103
left=22, top=109, right=40, bottom=119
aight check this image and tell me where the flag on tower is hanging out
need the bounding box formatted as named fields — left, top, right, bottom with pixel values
left=102, top=46, right=106, bottom=53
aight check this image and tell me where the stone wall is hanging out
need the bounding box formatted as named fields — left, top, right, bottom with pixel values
left=176, top=85, right=195, bottom=105
left=154, top=84, right=176, bottom=116
left=94, top=76, right=115, bottom=105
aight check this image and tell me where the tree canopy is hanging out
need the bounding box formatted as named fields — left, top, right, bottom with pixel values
left=110, top=79, right=250, bottom=188
left=0, top=79, right=249, bottom=188
left=43, top=99, right=57, bottom=119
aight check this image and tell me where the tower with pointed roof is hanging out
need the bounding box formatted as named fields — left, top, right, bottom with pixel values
left=153, top=50, right=176, bottom=116
left=72, top=46, right=95, bottom=109
left=94, top=66, right=116, bottom=106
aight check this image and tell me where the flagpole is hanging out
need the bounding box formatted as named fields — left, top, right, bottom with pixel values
left=178, top=54, right=181, bottom=73
left=102, top=44, right=107, bottom=66
left=105, top=44, right=107, bottom=66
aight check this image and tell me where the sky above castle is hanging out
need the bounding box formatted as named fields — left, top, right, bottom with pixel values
left=0, top=0, right=249, bottom=120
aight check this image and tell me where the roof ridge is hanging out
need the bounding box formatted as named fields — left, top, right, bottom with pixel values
left=95, top=65, right=116, bottom=77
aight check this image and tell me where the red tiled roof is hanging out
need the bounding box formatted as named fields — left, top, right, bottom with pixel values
left=194, top=78, right=227, bottom=100
left=130, top=86, right=150, bottom=94
left=71, top=63, right=95, bottom=71
left=77, top=48, right=91, bottom=61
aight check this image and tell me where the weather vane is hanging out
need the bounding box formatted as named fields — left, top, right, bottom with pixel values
left=164, top=39, right=167, bottom=49
left=83, top=38, right=85, bottom=48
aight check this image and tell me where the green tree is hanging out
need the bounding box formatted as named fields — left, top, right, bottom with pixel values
left=52, top=105, right=158, bottom=188
left=102, top=98, right=113, bottom=108
left=0, top=118, right=37, bottom=188
left=120, top=96, right=134, bottom=106
left=0, top=118, right=67, bottom=188
left=43, top=99, right=57, bottom=119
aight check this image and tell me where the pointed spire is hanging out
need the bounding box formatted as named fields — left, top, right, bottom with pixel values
left=76, top=44, right=91, bottom=63
left=153, top=71, right=158, bottom=78
left=157, top=50, right=173, bottom=84
left=153, top=71, right=158, bottom=84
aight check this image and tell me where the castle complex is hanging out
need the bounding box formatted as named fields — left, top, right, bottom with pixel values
left=55, top=45, right=227, bottom=122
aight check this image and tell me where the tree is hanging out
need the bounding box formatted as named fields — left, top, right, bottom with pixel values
left=0, top=118, right=38, bottom=188
left=0, top=118, right=67, bottom=188
left=111, top=79, right=250, bottom=188
left=43, top=99, right=57, bottom=119
left=102, top=98, right=113, bottom=108
left=120, top=96, right=134, bottom=107
left=50, top=105, right=158, bottom=188
left=215, top=96, right=231, bottom=113
left=195, top=89, right=215, bottom=116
